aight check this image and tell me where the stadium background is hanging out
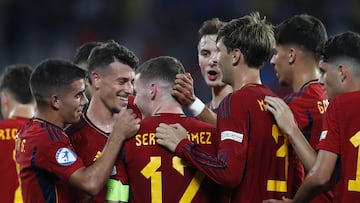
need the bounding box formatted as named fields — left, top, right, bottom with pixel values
left=0, top=0, right=357, bottom=100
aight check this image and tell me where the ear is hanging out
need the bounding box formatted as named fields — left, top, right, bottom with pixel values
left=50, top=95, right=61, bottom=110
left=338, top=64, right=349, bottom=83
left=232, top=48, right=242, bottom=66
left=288, top=48, right=296, bottom=64
left=149, top=84, right=157, bottom=100
left=91, top=71, right=101, bottom=89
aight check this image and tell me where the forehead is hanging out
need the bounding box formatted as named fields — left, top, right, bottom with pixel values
left=198, top=35, right=217, bottom=49
left=216, top=39, right=226, bottom=50
left=106, top=61, right=135, bottom=77
left=134, top=74, right=146, bottom=90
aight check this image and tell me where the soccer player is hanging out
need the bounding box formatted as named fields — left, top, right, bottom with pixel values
left=0, top=64, right=35, bottom=203
left=15, top=59, right=140, bottom=203
left=263, top=31, right=360, bottom=202
left=197, top=18, right=232, bottom=112
left=271, top=14, right=332, bottom=202
left=65, top=41, right=139, bottom=203
left=156, top=12, right=299, bottom=202
left=117, top=56, right=222, bottom=202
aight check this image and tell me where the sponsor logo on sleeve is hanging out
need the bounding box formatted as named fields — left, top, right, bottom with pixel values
left=319, top=130, right=328, bottom=141
left=221, top=131, right=244, bottom=143
left=56, top=148, right=77, bottom=166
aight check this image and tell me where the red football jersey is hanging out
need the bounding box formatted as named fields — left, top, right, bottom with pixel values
left=66, top=113, right=110, bottom=203
left=15, top=118, right=84, bottom=203
left=284, top=80, right=332, bottom=203
left=284, top=80, right=329, bottom=148
left=176, top=84, right=299, bottom=202
left=0, top=117, right=29, bottom=203
left=120, top=113, right=222, bottom=203
left=128, top=95, right=142, bottom=119
left=317, top=91, right=360, bottom=203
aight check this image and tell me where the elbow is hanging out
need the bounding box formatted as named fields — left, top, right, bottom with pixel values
left=308, top=169, right=332, bottom=188
left=82, top=181, right=103, bottom=196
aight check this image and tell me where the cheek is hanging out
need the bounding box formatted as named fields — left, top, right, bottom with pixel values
left=198, top=58, right=207, bottom=72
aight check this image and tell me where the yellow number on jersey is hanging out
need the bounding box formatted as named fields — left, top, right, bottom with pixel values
left=141, top=156, right=204, bottom=203
left=349, top=131, right=360, bottom=191
left=267, top=124, right=288, bottom=192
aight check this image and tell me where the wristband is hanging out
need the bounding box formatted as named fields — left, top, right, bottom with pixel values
left=106, top=179, right=129, bottom=202
left=189, top=97, right=205, bottom=117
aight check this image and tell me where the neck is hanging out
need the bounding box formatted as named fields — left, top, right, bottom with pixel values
left=211, top=85, right=232, bottom=109
left=35, top=108, right=65, bottom=129
left=86, top=96, right=115, bottom=132
left=148, top=97, right=184, bottom=118
left=292, top=63, right=320, bottom=92
left=8, top=103, right=35, bottom=119
left=232, top=66, right=262, bottom=91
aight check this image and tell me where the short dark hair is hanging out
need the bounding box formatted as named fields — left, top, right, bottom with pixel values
left=136, top=56, right=185, bottom=85
left=0, top=64, right=34, bottom=104
left=198, top=18, right=225, bottom=40
left=88, top=40, right=139, bottom=75
left=217, top=12, right=274, bottom=68
left=30, top=59, right=86, bottom=106
left=321, top=31, right=360, bottom=65
left=275, top=14, right=327, bottom=60
left=73, top=41, right=103, bottom=66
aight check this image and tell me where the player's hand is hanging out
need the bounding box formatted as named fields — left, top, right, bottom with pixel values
left=264, top=96, right=298, bottom=136
left=263, top=196, right=293, bottom=203
left=156, top=123, right=187, bottom=152
left=112, top=108, right=140, bottom=140
left=172, top=73, right=196, bottom=107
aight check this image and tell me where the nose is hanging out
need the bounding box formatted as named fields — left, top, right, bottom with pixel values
left=270, top=55, right=276, bottom=65
left=211, top=51, right=221, bottom=65
left=124, top=81, right=134, bottom=94
left=81, top=93, right=89, bottom=105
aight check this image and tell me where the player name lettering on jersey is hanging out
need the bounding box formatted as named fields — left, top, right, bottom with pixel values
left=0, top=128, right=18, bottom=140
left=257, top=99, right=269, bottom=111
left=186, top=131, right=212, bottom=145
left=135, top=131, right=213, bottom=146
left=135, top=133, right=156, bottom=146
left=317, top=99, right=329, bottom=114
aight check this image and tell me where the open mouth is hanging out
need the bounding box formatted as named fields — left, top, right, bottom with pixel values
left=207, top=70, right=218, bottom=81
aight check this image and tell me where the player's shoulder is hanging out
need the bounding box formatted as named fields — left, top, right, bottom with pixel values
left=0, top=117, right=27, bottom=128
left=65, top=114, right=87, bottom=136
left=183, top=117, right=216, bottom=130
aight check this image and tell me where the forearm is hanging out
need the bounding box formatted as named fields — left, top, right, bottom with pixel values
left=176, top=140, right=243, bottom=187
left=188, top=97, right=217, bottom=125
left=292, top=175, right=327, bottom=203
left=70, top=135, right=125, bottom=195
left=287, top=126, right=317, bottom=171
left=196, top=107, right=217, bottom=125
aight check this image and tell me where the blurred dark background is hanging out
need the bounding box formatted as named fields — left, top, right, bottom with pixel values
left=0, top=0, right=358, bottom=101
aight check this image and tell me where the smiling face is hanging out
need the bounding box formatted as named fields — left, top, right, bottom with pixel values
left=270, top=44, right=293, bottom=86
left=198, top=34, right=227, bottom=88
left=92, top=61, right=135, bottom=113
